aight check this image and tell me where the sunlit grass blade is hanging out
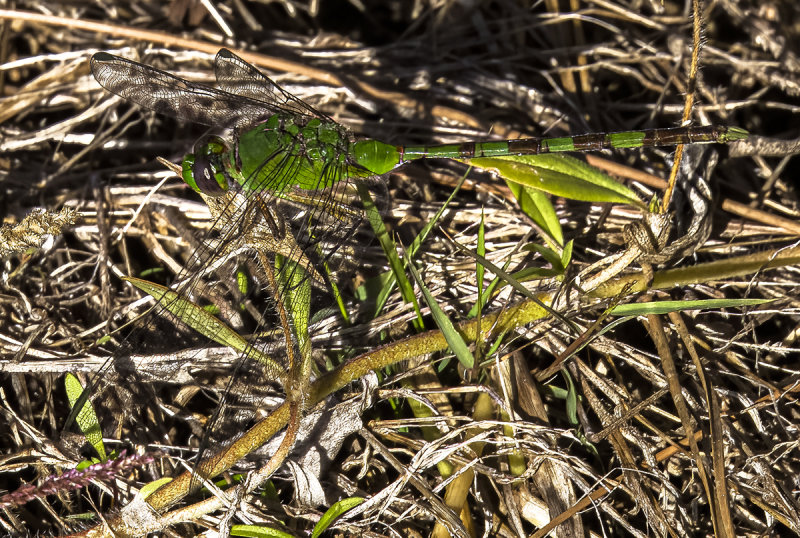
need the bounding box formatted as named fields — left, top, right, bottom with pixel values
left=356, top=182, right=424, bottom=329
left=610, top=297, right=772, bottom=316
left=473, top=209, right=487, bottom=320
left=452, top=239, right=577, bottom=332
left=505, top=181, right=564, bottom=247
left=319, top=254, right=350, bottom=325
left=311, top=497, right=365, bottom=538
left=406, top=254, right=475, bottom=369
left=523, top=243, right=569, bottom=275
left=64, top=373, right=106, bottom=461
left=125, top=277, right=287, bottom=385
left=466, top=250, right=528, bottom=319
left=360, top=174, right=468, bottom=323
left=230, top=524, right=294, bottom=538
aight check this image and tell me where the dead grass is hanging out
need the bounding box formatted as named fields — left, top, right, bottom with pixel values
left=1, top=0, right=799, bottom=536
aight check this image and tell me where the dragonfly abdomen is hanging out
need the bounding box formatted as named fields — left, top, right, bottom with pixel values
left=398, top=125, right=746, bottom=160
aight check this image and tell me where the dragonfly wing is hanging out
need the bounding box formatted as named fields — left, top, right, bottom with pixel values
left=187, top=160, right=369, bottom=479
left=214, top=49, right=329, bottom=121
left=91, top=52, right=271, bottom=130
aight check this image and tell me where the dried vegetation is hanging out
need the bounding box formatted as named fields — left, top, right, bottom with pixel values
left=1, top=0, right=799, bottom=536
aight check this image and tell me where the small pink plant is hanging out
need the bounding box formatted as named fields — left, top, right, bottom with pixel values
left=0, top=450, right=154, bottom=508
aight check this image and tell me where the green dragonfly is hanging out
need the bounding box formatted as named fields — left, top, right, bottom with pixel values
left=91, top=48, right=747, bottom=302
left=89, top=48, right=746, bottom=490
left=92, top=49, right=746, bottom=204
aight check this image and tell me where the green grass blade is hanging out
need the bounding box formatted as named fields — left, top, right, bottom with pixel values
left=64, top=373, right=106, bottom=461
left=311, top=497, right=365, bottom=538
left=230, top=524, right=294, bottom=538
left=466, top=250, right=534, bottom=319
left=361, top=174, right=467, bottom=323
left=550, top=298, right=774, bottom=369
left=139, top=477, right=173, bottom=500
left=561, top=239, right=574, bottom=268
left=562, top=370, right=579, bottom=427
left=505, top=180, right=564, bottom=247
left=404, top=173, right=467, bottom=260
left=356, top=182, right=424, bottom=329
left=311, top=236, right=350, bottom=324
left=322, top=257, right=350, bottom=325
left=610, top=298, right=771, bottom=316
left=523, top=243, right=567, bottom=274
left=124, top=277, right=287, bottom=385
left=453, top=241, right=577, bottom=333
left=474, top=209, right=486, bottom=320
left=406, top=254, right=475, bottom=369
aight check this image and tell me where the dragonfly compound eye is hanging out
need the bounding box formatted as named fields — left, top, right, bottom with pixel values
left=182, top=136, right=231, bottom=195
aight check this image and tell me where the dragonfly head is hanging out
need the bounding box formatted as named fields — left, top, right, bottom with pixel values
left=182, top=135, right=232, bottom=196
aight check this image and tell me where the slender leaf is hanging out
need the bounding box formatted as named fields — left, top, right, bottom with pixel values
left=64, top=373, right=106, bottom=461
left=523, top=243, right=567, bottom=273
left=311, top=497, right=366, bottom=538
left=611, top=298, right=771, bottom=316
left=140, top=477, right=172, bottom=500
left=469, top=154, right=644, bottom=206
left=561, top=239, right=574, bottom=268
left=474, top=209, right=487, bottom=318
left=406, top=255, right=475, bottom=369
left=356, top=183, right=423, bottom=328
left=505, top=181, right=564, bottom=247
left=125, top=277, right=286, bottom=385
left=230, top=524, right=294, bottom=538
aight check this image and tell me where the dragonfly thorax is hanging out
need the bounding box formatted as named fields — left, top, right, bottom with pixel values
left=181, top=114, right=356, bottom=197
left=233, top=114, right=354, bottom=194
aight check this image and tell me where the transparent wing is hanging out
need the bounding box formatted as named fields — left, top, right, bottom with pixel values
left=91, top=52, right=274, bottom=130
left=189, top=160, right=371, bottom=476
left=213, top=49, right=329, bottom=121
left=91, top=50, right=381, bottom=496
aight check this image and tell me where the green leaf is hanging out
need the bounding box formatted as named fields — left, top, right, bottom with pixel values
left=610, top=298, right=771, bottom=316
left=320, top=253, right=350, bottom=325
left=64, top=373, right=106, bottom=461
left=140, top=477, right=172, bottom=500
left=473, top=209, right=487, bottom=319
left=465, top=248, right=547, bottom=319
left=124, top=277, right=287, bottom=385
left=230, top=524, right=294, bottom=538
left=508, top=266, right=564, bottom=281
left=311, top=497, right=366, bottom=538
left=356, top=182, right=423, bottom=328
left=406, top=256, right=475, bottom=369
left=562, top=370, right=579, bottom=427
left=468, top=154, right=644, bottom=207
left=137, top=267, right=164, bottom=279
left=505, top=181, right=564, bottom=247
left=63, top=512, right=98, bottom=521
left=276, top=255, right=312, bottom=383
left=362, top=174, right=468, bottom=325
left=353, top=269, right=394, bottom=302
left=95, top=334, right=112, bottom=345
left=561, top=239, right=574, bottom=268
left=523, top=243, right=566, bottom=273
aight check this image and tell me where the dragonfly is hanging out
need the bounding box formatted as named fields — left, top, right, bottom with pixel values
left=92, top=50, right=747, bottom=202
left=89, top=48, right=747, bottom=500
left=91, top=50, right=746, bottom=300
